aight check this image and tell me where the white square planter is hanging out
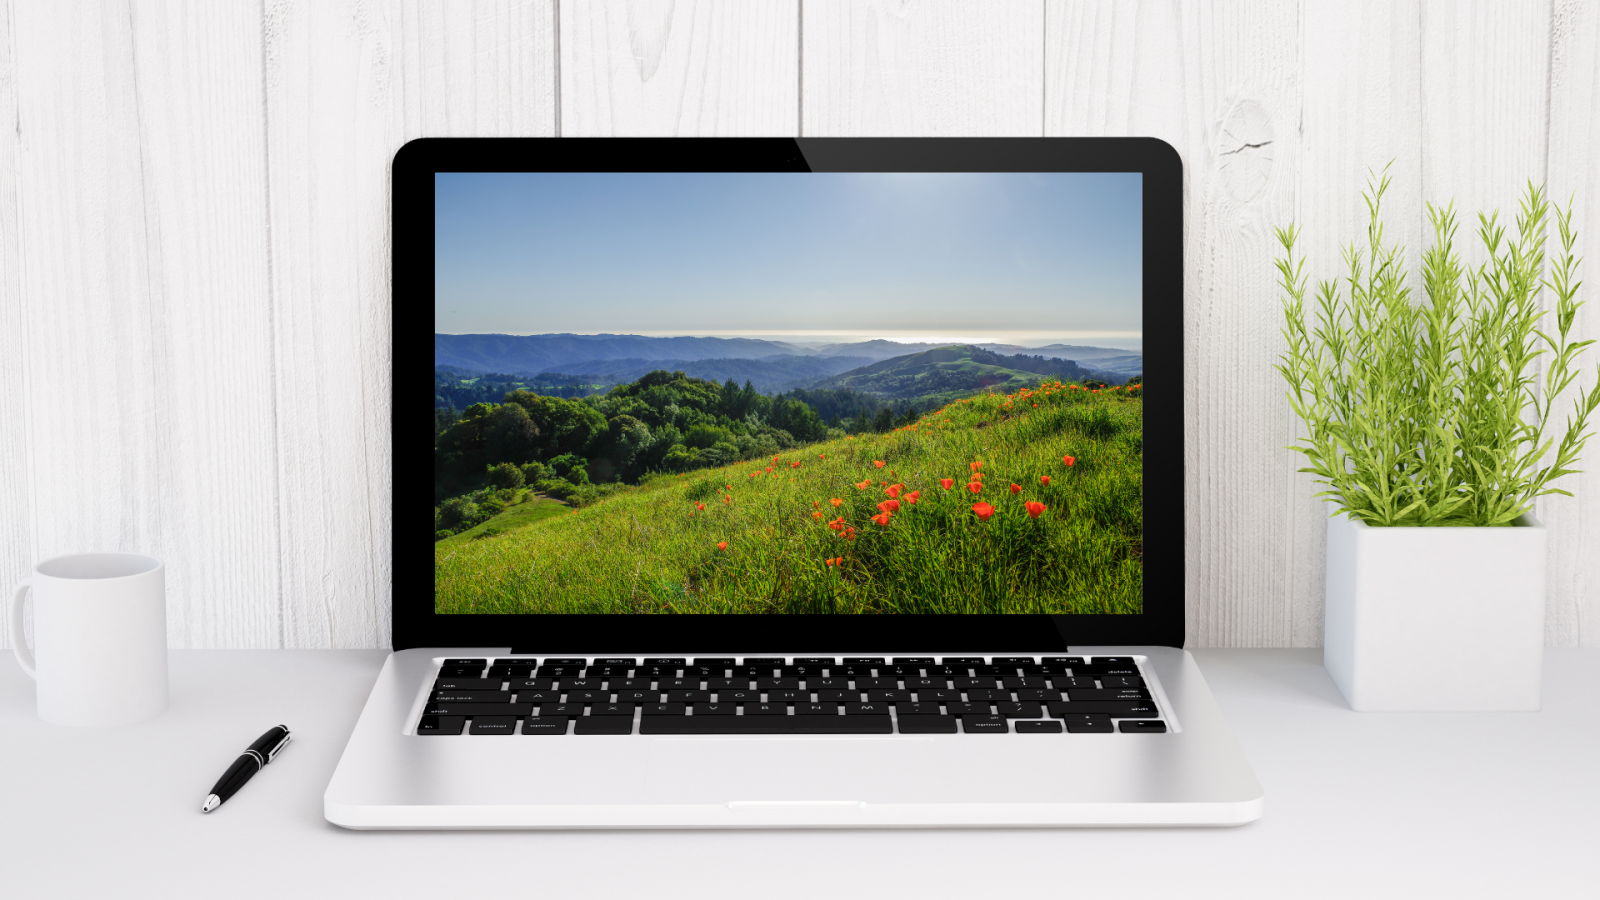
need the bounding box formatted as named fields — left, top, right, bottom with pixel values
left=1323, top=510, right=1546, bottom=711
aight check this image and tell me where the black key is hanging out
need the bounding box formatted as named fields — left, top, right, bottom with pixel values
left=1072, top=663, right=1140, bottom=676
left=560, top=678, right=602, bottom=690
left=689, top=665, right=725, bottom=678
left=574, top=716, right=633, bottom=735
left=964, top=689, right=1010, bottom=703
left=1067, top=689, right=1152, bottom=702
left=845, top=702, right=887, bottom=715
left=542, top=658, right=587, bottom=667
left=667, top=690, right=711, bottom=703
left=892, top=657, right=936, bottom=666
left=992, top=657, right=1035, bottom=666
left=433, top=678, right=502, bottom=692
left=1051, top=676, right=1098, bottom=690
left=443, top=659, right=487, bottom=667
left=592, top=658, right=637, bottom=667
left=837, top=665, right=876, bottom=678
left=768, top=690, right=809, bottom=702
left=897, top=715, right=957, bottom=734
left=1015, top=720, right=1063, bottom=733
left=516, top=689, right=561, bottom=704
left=641, top=716, right=893, bottom=735
left=928, top=666, right=962, bottom=678
left=742, top=657, right=785, bottom=666
left=564, top=690, right=609, bottom=704
left=508, top=678, right=556, bottom=691
left=694, top=658, right=737, bottom=668
left=757, top=678, right=800, bottom=690
left=614, top=678, right=654, bottom=690
left=1100, top=676, right=1145, bottom=689
left=895, top=702, right=943, bottom=717
left=437, top=666, right=484, bottom=678
left=535, top=665, right=583, bottom=677
left=794, top=657, right=835, bottom=666
left=586, top=665, right=632, bottom=677
left=709, top=678, right=749, bottom=690
left=1059, top=713, right=1114, bottom=733
left=744, top=703, right=788, bottom=715
left=996, top=702, right=1044, bottom=718
left=487, top=665, right=535, bottom=677
left=817, top=690, right=859, bottom=703
left=918, top=689, right=961, bottom=703
left=941, top=658, right=985, bottom=667
left=1003, top=677, right=1046, bottom=689
left=795, top=703, right=839, bottom=715
left=538, top=703, right=587, bottom=717
left=423, top=703, right=533, bottom=717
left=843, top=658, right=884, bottom=666
left=644, top=657, right=687, bottom=667
left=718, top=689, right=761, bottom=703
left=591, top=703, right=635, bottom=716
left=1048, top=701, right=1160, bottom=718
left=659, top=678, right=700, bottom=690
left=856, top=677, right=898, bottom=690
left=1041, top=657, right=1086, bottom=666
left=1015, top=665, right=1045, bottom=677
left=961, top=715, right=1008, bottom=733
left=617, top=690, right=658, bottom=704
left=416, top=715, right=464, bottom=735
left=867, top=689, right=912, bottom=703
left=469, top=716, right=518, bottom=735
left=809, top=677, right=849, bottom=690
left=638, top=664, right=681, bottom=678
left=883, top=666, right=921, bottom=679
left=947, top=702, right=991, bottom=716
left=691, top=703, right=736, bottom=716
left=905, top=677, right=947, bottom=691
left=430, top=690, right=512, bottom=703
left=970, top=666, right=1000, bottom=677
left=642, top=703, right=687, bottom=716
left=1015, top=689, right=1060, bottom=703
left=1120, top=720, right=1168, bottom=733
left=955, top=677, right=1001, bottom=689
left=521, top=716, right=569, bottom=735
left=1090, top=656, right=1135, bottom=665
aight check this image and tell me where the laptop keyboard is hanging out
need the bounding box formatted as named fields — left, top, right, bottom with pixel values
left=416, top=657, right=1166, bottom=736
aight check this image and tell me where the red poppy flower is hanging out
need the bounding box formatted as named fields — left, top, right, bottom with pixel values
left=871, top=512, right=891, bottom=526
left=791, top=461, right=801, bottom=468
left=818, top=454, right=826, bottom=460
left=812, top=511, right=824, bottom=519
left=717, top=541, right=728, bottom=550
left=830, top=498, right=843, bottom=507
left=1040, top=476, right=1051, bottom=486
left=826, top=557, right=840, bottom=567
left=1025, top=501, right=1047, bottom=518
left=970, top=461, right=983, bottom=472
left=878, top=499, right=900, bottom=514
left=885, top=484, right=903, bottom=499
left=854, top=480, right=872, bottom=490
left=874, top=460, right=885, bottom=468
left=940, top=478, right=955, bottom=490
left=904, top=490, right=920, bottom=504
left=765, top=466, right=773, bottom=473
left=966, top=481, right=983, bottom=494
left=1063, top=456, right=1076, bottom=466
left=695, top=502, right=706, bottom=510
left=972, top=502, right=996, bottom=522
left=828, top=518, right=844, bottom=531
left=1009, top=484, right=1021, bottom=495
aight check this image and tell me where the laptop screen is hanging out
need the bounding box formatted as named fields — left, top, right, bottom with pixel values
left=432, top=169, right=1143, bottom=618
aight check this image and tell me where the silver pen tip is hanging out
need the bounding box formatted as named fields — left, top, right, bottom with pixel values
left=201, top=794, right=221, bottom=813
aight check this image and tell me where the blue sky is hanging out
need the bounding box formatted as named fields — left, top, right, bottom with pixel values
left=435, top=171, right=1141, bottom=348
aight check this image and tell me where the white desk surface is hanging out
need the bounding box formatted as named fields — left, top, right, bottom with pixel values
left=2, top=648, right=1596, bottom=899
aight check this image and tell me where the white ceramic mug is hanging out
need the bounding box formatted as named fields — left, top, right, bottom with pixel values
left=8, top=552, right=167, bottom=726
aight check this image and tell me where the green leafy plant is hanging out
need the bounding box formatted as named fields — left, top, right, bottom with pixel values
left=1276, top=168, right=1600, bottom=526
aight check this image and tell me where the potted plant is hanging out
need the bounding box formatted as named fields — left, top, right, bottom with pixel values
left=1276, top=169, right=1600, bottom=711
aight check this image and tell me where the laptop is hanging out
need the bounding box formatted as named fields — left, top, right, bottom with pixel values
left=325, top=137, right=1263, bottom=828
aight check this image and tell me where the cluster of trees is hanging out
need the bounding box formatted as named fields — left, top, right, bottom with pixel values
left=434, top=367, right=615, bottom=409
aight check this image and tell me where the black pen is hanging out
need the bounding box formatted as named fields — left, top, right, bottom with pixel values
left=202, top=725, right=292, bottom=813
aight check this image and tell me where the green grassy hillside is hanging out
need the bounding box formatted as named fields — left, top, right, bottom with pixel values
left=434, top=380, right=1143, bottom=614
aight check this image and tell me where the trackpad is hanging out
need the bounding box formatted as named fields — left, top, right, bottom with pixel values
left=646, top=737, right=934, bottom=803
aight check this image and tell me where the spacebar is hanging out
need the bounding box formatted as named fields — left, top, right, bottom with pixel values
left=639, top=716, right=893, bottom=735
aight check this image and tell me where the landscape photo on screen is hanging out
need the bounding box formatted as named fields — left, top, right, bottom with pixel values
left=433, top=171, right=1143, bottom=615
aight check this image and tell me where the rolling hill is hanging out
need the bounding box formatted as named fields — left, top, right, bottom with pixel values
left=546, top=355, right=875, bottom=393
left=809, top=345, right=1101, bottom=401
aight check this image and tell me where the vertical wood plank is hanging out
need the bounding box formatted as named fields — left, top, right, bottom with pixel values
left=8, top=2, right=280, bottom=648
left=560, top=0, right=798, bottom=136
left=1047, top=1, right=1303, bottom=647
left=0, top=0, right=30, bottom=649
left=265, top=0, right=557, bottom=647
left=1543, top=0, right=1600, bottom=647
left=804, top=0, right=1043, bottom=136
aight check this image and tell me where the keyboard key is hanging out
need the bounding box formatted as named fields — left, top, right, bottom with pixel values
left=516, top=689, right=561, bottom=704
left=1090, top=656, right=1135, bottom=665
left=535, top=665, right=583, bottom=677
left=430, top=690, right=512, bottom=703
left=905, top=677, right=947, bottom=691
left=1119, top=720, right=1168, bottom=733
left=996, top=702, right=1043, bottom=718
left=433, top=678, right=502, bottom=692
left=961, top=715, right=1009, bottom=733
left=718, top=689, right=762, bottom=703
left=487, top=665, right=534, bottom=677
left=642, top=703, right=687, bottom=716
left=660, top=678, right=700, bottom=690
left=843, top=658, right=884, bottom=666
left=867, top=689, right=912, bottom=703
left=1048, top=701, right=1159, bottom=718
left=1015, top=720, right=1063, bottom=734
left=1072, top=663, right=1140, bottom=676
left=416, top=715, right=465, bottom=735
left=641, top=716, right=893, bottom=735
left=574, top=716, right=633, bottom=735
left=617, top=690, right=658, bottom=704
left=1002, top=677, right=1047, bottom=689
left=559, top=678, right=602, bottom=690
left=587, top=665, right=632, bottom=677
left=947, top=702, right=991, bottom=716
left=796, top=703, right=839, bottom=715
left=564, top=690, right=609, bottom=704
left=895, top=702, right=943, bottom=717
left=808, top=677, right=848, bottom=690
left=845, top=702, right=887, bottom=715
left=992, top=657, right=1035, bottom=666
left=709, top=678, right=749, bottom=690
left=694, top=658, right=737, bottom=668
left=1060, top=714, right=1114, bottom=733
left=856, top=677, right=898, bottom=690
left=757, top=678, right=799, bottom=690
left=538, top=703, right=587, bottom=717
left=667, top=690, right=711, bottom=703
left=469, top=716, right=518, bottom=735
left=508, top=678, right=556, bottom=691
left=1041, top=657, right=1086, bottom=667
left=1100, top=676, right=1145, bottom=689
left=817, top=690, right=859, bottom=703
left=437, top=666, right=484, bottom=678
left=956, top=678, right=1001, bottom=690
left=794, top=657, right=835, bottom=666
left=644, top=658, right=688, bottom=667
left=1067, top=689, right=1151, bottom=702
left=742, top=657, right=785, bottom=666
left=443, top=659, right=487, bottom=667
left=898, top=715, right=958, bottom=734
left=1015, top=689, right=1060, bottom=703
left=768, top=690, right=808, bottom=702
left=691, top=703, right=736, bottom=715
left=615, top=678, right=654, bottom=690
left=941, top=658, right=985, bottom=667
left=591, top=658, right=638, bottom=667
left=918, top=689, right=961, bottom=703
left=964, top=689, right=1010, bottom=703
left=1051, top=676, right=1098, bottom=690
left=744, top=703, right=788, bottom=715
left=521, top=716, right=569, bottom=735
left=591, top=703, right=635, bottom=716
left=542, top=658, right=587, bottom=667
left=423, top=703, right=533, bottom=717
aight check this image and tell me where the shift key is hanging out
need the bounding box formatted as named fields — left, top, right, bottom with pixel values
left=423, top=702, right=533, bottom=717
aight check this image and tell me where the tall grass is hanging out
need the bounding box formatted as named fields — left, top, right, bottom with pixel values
left=434, top=382, right=1143, bottom=614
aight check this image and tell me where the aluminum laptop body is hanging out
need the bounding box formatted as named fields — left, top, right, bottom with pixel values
left=327, top=137, right=1263, bottom=828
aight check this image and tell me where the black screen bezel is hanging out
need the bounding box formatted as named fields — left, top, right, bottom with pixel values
left=403, top=137, right=1183, bottom=652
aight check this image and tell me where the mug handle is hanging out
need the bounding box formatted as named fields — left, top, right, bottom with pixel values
left=9, top=577, right=36, bottom=679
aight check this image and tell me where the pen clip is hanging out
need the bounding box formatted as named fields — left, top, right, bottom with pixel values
left=266, top=727, right=293, bottom=761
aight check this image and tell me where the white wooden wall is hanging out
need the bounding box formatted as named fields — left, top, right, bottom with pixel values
left=2, top=1, right=1597, bottom=649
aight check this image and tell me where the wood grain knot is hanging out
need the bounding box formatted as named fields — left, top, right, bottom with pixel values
left=1216, top=100, right=1275, bottom=203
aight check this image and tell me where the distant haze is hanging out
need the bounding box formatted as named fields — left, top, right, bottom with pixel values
left=435, top=171, right=1141, bottom=338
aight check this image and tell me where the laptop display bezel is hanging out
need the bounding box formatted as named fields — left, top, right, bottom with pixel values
left=404, top=137, right=1183, bottom=652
